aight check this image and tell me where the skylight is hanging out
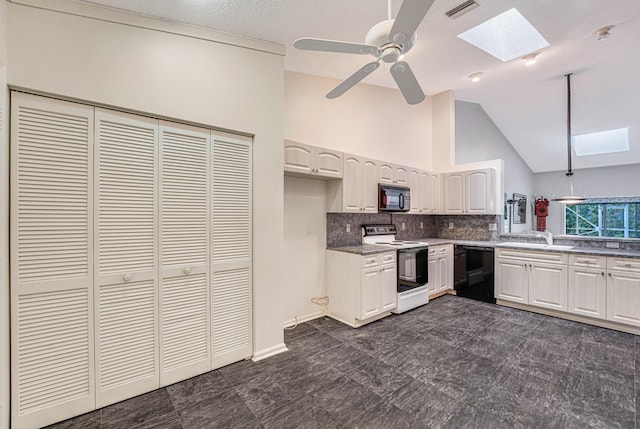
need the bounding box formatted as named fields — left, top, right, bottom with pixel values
left=457, top=8, right=549, bottom=62
left=572, top=128, right=630, bottom=156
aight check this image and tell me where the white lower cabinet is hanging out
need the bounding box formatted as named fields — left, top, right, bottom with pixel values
left=428, top=245, right=452, bottom=297
left=606, top=256, right=640, bottom=327
left=568, top=255, right=607, bottom=320
left=528, top=262, right=568, bottom=312
left=497, top=247, right=640, bottom=330
left=327, top=250, right=397, bottom=327
left=495, top=248, right=567, bottom=309
left=495, top=258, right=528, bottom=303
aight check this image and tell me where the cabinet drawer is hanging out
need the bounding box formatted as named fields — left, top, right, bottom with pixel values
left=380, top=252, right=396, bottom=265
left=362, top=252, right=396, bottom=268
left=495, top=248, right=568, bottom=265
left=569, top=254, right=606, bottom=268
left=428, top=245, right=449, bottom=257
left=607, top=257, right=640, bottom=273
left=362, top=255, right=380, bottom=268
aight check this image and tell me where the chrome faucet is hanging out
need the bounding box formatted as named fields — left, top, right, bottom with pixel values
left=535, top=230, right=553, bottom=246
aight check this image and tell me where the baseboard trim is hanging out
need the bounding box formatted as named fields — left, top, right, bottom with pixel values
left=252, top=343, right=288, bottom=362
left=283, top=310, right=325, bottom=328
left=497, top=299, right=640, bottom=335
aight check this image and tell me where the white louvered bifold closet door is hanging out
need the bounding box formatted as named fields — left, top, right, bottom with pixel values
left=159, top=122, right=211, bottom=386
left=10, top=93, right=95, bottom=429
left=211, top=133, right=253, bottom=368
left=94, top=109, right=159, bottom=408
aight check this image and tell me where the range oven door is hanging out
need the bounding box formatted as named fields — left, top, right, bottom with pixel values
left=397, top=247, right=428, bottom=292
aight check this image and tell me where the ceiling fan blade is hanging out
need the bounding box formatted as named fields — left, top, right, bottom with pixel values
left=389, top=0, right=435, bottom=45
left=293, top=38, right=378, bottom=56
left=326, top=61, right=381, bottom=99
left=390, top=61, right=425, bottom=105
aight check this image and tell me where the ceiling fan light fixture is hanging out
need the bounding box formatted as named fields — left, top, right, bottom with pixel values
left=469, top=72, right=483, bottom=82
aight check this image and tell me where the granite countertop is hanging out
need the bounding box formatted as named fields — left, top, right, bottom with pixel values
left=328, top=238, right=640, bottom=258
left=327, top=238, right=498, bottom=255
left=495, top=242, right=640, bottom=259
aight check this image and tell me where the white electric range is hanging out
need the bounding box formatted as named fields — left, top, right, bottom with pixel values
left=362, top=224, right=430, bottom=314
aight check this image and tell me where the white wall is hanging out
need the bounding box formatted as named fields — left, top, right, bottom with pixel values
left=0, top=0, right=9, bottom=426
left=5, top=0, right=286, bottom=365
left=432, top=91, right=455, bottom=170
left=455, top=101, right=534, bottom=232
left=283, top=177, right=327, bottom=325
left=534, top=164, right=640, bottom=235
left=285, top=71, right=433, bottom=170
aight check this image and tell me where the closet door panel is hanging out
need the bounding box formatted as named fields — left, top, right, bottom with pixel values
left=211, top=134, right=252, bottom=368
left=159, top=122, right=211, bottom=385
left=94, top=109, right=159, bottom=408
left=10, top=92, right=95, bottom=429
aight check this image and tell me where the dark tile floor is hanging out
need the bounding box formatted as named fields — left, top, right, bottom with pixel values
left=47, top=295, right=639, bottom=429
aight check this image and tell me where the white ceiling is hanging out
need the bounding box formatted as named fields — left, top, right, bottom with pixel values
left=81, top=0, right=640, bottom=173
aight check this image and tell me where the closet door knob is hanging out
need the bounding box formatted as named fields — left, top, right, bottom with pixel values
left=183, top=267, right=192, bottom=275
left=123, top=273, right=133, bottom=282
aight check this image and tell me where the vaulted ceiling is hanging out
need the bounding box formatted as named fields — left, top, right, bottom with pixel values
left=81, top=0, right=640, bottom=173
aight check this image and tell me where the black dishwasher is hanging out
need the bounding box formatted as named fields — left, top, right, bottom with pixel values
left=453, top=245, right=495, bottom=304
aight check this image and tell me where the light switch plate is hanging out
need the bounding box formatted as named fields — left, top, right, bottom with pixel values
left=448, top=222, right=454, bottom=229
left=402, top=222, right=406, bottom=230
left=420, top=222, right=424, bottom=229
left=346, top=224, right=350, bottom=233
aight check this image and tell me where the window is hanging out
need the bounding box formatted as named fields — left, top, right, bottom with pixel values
left=565, top=200, right=640, bottom=238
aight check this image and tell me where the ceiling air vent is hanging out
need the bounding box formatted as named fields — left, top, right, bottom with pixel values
left=445, top=0, right=480, bottom=19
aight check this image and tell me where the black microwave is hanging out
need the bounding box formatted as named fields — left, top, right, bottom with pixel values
left=378, top=184, right=410, bottom=212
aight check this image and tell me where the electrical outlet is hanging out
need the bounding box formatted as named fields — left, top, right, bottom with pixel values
left=346, top=224, right=350, bottom=233
left=420, top=222, right=424, bottom=229
left=448, top=222, right=454, bottom=229
left=606, top=241, right=620, bottom=249
left=489, top=223, right=497, bottom=231
left=402, top=222, right=406, bottom=230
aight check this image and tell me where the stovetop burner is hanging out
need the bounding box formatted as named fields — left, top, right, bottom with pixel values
left=363, top=224, right=428, bottom=249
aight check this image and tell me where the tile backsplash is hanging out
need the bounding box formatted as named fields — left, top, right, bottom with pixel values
left=326, top=213, right=497, bottom=247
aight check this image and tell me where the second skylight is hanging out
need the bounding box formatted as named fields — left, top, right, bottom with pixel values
left=457, top=8, right=549, bottom=62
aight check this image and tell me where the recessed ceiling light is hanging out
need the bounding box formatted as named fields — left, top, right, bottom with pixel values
left=572, top=128, right=629, bottom=156
left=457, top=8, right=549, bottom=62
left=468, top=72, right=483, bottom=82
left=594, top=25, right=615, bottom=42
left=523, top=53, right=538, bottom=65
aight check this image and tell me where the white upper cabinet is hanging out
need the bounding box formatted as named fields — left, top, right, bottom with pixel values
left=443, top=168, right=496, bottom=215
left=408, top=168, right=421, bottom=214
left=284, top=140, right=343, bottom=179
left=328, top=154, right=377, bottom=213
left=378, top=162, right=409, bottom=186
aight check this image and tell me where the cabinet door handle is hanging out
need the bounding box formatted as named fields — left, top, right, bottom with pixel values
left=601, top=272, right=605, bottom=276
left=624, top=263, right=632, bottom=267
left=608, top=273, right=612, bottom=277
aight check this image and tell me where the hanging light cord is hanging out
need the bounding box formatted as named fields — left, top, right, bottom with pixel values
left=566, top=73, right=573, bottom=177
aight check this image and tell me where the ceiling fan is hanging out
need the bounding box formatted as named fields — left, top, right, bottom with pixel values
left=293, top=0, right=435, bottom=105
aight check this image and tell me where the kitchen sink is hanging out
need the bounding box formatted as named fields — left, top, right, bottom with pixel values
left=498, top=242, right=574, bottom=251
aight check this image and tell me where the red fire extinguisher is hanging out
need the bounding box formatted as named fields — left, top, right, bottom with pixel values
left=535, top=197, right=549, bottom=232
